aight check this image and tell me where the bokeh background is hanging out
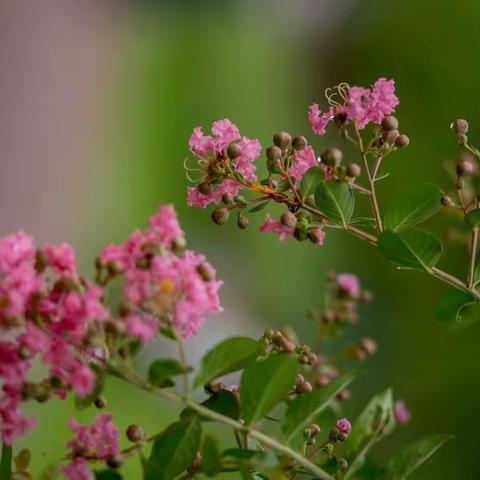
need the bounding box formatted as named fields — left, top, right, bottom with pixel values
left=1, top=0, right=480, bottom=478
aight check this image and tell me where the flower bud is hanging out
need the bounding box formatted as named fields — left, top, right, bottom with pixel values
left=381, top=115, right=399, bottom=131
left=266, top=145, right=282, bottom=161
left=237, top=215, right=249, bottom=230
left=338, top=458, right=349, bottom=473
left=94, top=396, right=107, bottom=409
left=395, top=134, right=410, bottom=149
left=451, top=119, right=469, bottom=135
left=456, top=157, right=476, bottom=177
left=222, top=193, right=234, bottom=205
left=293, top=227, right=308, bottom=241
left=441, top=195, right=454, bottom=207
left=346, top=163, right=361, bottom=178
left=273, top=131, right=292, bottom=150
left=126, top=424, right=145, bottom=442
left=359, top=337, right=377, bottom=355
left=309, top=424, right=321, bottom=438
left=106, top=454, right=124, bottom=469
left=292, top=135, right=307, bottom=151
left=336, top=389, right=351, bottom=401
left=280, top=211, right=297, bottom=228
left=197, top=182, right=212, bottom=195
left=197, top=262, right=215, bottom=281
left=382, top=129, right=399, bottom=146
left=321, top=148, right=343, bottom=167
left=227, top=142, right=242, bottom=159
left=211, top=208, right=230, bottom=225
left=296, top=380, right=313, bottom=394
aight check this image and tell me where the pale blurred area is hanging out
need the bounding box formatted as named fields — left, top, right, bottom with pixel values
left=1, top=1, right=480, bottom=478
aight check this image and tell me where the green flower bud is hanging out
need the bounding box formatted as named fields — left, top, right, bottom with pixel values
left=451, top=118, right=469, bottom=135
left=309, top=424, right=321, bottom=438
left=273, top=131, right=292, bottom=150
left=381, top=115, right=399, bottom=131
left=172, top=236, right=187, bottom=253
left=292, top=135, right=307, bottom=151
left=346, top=163, right=361, bottom=178
left=211, top=208, right=230, bottom=225
left=321, top=148, right=343, bottom=167
left=441, top=195, right=454, bottom=207
left=395, top=134, right=410, bottom=149
left=280, top=211, right=297, bottom=228
left=338, top=458, right=349, bottom=473
left=227, top=142, right=242, bottom=159
left=222, top=193, right=234, bottom=205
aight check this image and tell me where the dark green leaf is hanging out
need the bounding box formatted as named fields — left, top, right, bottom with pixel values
left=282, top=373, right=356, bottom=442
left=436, top=290, right=475, bottom=324
left=241, top=354, right=298, bottom=425
left=384, top=184, right=443, bottom=232
left=0, top=444, right=12, bottom=480
left=201, top=434, right=221, bottom=476
left=456, top=302, right=480, bottom=325
left=300, top=166, right=324, bottom=197
left=344, top=389, right=395, bottom=479
left=249, top=201, right=270, bottom=213
left=378, top=229, right=442, bottom=272
left=181, top=390, right=240, bottom=421
left=314, top=180, right=354, bottom=227
left=145, top=418, right=202, bottom=480
left=388, top=434, right=453, bottom=479
left=194, top=337, right=263, bottom=389
left=159, top=326, right=177, bottom=341
left=465, top=209, right=480, bottom=229
left=275, top=179, right=291, bottom=192
left=95, top=471, right=123, bottom=480
left=148, top=359, right=191, bottom=388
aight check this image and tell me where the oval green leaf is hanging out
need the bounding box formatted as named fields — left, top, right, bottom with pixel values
left=314, top=180, right=354, bottom=227
left=145, top=418, right=202, bottom=480
left=388, top=434, right=453, bottom=480
left=378, top=229, right=443, bottom=272
left=194, top=337, right=263, bottom=389
left=241, top=354, right=298, bottom=425
left=181, top=390, right=240, bottom=422
left=201, top=434, right=221, bottom=477
left=300, top=166, right=324, bottom=197
left=282, top=373, right=356, bottom=442
left=384, top=184, right=443, bottom=232
left=465, top=209, right=480, bottom=229
left=148, top=359, right=191, bottom=388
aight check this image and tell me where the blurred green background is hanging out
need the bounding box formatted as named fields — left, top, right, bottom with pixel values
left=2, top=0, right=480, bottom=478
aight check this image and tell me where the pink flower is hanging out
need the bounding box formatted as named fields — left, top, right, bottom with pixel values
left=310, top=228, right=326, bottom=245
left=394, top=399, right=411, bottom=425
left=189, top=127, right=214, bottom=156
left=308, top=104, right=334, bottom=135
left=289, top=146, right=318, bottom=181
left=42, top=243, right=77, bottom=277
left=336, top=273, right=360, bottom=297
left=126, top=314, right=159, bottom=343
left=187, top=180, right=242, bottom=208
left=259, top=215, right=294, bottom=241
left=149, top=204, right=185, bottom=247
left=63, top=458, right=93, bottom=480
left=336, top=418, right=352, bottom=434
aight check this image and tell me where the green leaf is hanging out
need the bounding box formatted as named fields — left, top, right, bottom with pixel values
left=388, top=434, right=453, bottom=480
left=241, top=354, right=298, bottom=425
left=456, top=302, right=480, bottom=325
left=384, top=184, right=443, bottom=232
left=148, top=359, right=191, bottom=388
left=275, top=179, right=291, bottom=192
left=201, top=434, right=221, bottom=476
left=0, top=444, right=12, bottom=480
left=465, top=209, right=480, bottom=229
left=95, top=471, right=123, bottom=480
left=145, top=418, right=202, bottom=480
left=344, top=389, right=395, bottom=479
left=249, top=201, right=270, bottom=213
left=282, top=373, right=356, bottom=442
left=349, top=217, right=376, bottom=228
left=378, top=229, right=443, bottom=272
left=314, top=180, right=354, bottom=227
left=300, top=166, right=324, bottom=197
left=194, top=337, right=263, bottom=389
left=181, top=390, right=240, bottom=421
left=436, top=290, right=475, bottom=324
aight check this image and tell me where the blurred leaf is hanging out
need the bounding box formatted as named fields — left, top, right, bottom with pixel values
left=0, top=444, right=12, bottom=480
left=456, top=302, right=480, bottom=325
left=95, top=471, right=123, bottom=480
left=378, top=229, right=442, bottom=272
left=314, top=181, right=354, bottom=227
left=465, top=209, right=480, bottom=228
left=300, top=166, right=324, bottom=197
left=384, top=184, right=443, bottom=232
left=145, top=418, right=201, bottom=480
left=148, top=359, right=191, bottom=388
left=249, top=201, right=270, bottom=213
left=159, top=326, right=177, bottom=341
left=194, top=337, right=263, bottom=389
left=388, top=434, right=453, bottom=479
left=201, top=434, right=221, bottom=476
left=241, top=354, right=297, bottom=425
left=355, top=458, right=388, bottom=479
left=282, top=373, right=356, bottom=442
left=344, top=388, right=395, bottom=479
left=181, top=390, right=240, bottom=421
left=436, top=290, right=475, bottom=323
left=275, top=179, right=291, bottom=193
left=350, top=217, right=376, bottom=228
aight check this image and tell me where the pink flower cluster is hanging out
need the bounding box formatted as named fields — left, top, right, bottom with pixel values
left=336, top=273, right=361, bottom=298
left=309, top=78, right=399, bottom=134
left=99, top=205, right=223, bottom=340
left=0, top=232, right=108, bottom=444
left=63, top=414, right=120, bottom=480
left=188, top=119, right=261, bottom=207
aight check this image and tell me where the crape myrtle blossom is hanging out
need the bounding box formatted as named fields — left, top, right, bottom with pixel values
left=308, top=78, right=399, bottom=135
left=98, top=204, right=223, bottom=340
